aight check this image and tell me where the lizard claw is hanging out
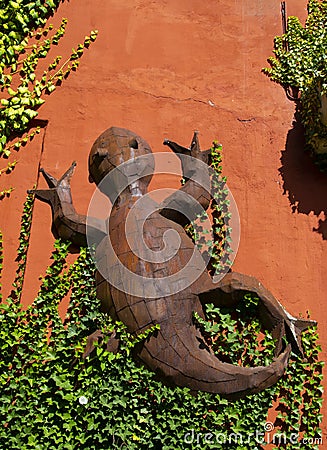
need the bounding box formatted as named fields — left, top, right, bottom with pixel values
left=58, top=161, right=77, bottom=186
left=163, top=132, right=210, bottom=165
left=163, top=131, right=201, bottom=156
left=40, top=168, right=58, bottom=188
left=28, top=187, right=57, bottom=203
left=163, top=132, right=211, bottom=182
left=28, top=162, right=77, bottom=205
left=163, top=138, right=190, bottom=155
left=39, top=161, right=76, bottom=188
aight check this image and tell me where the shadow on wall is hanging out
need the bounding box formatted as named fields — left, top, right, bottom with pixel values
left=279, top=109, right=327, bottom=240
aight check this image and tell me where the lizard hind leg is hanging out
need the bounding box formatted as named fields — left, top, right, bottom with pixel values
left=83, top=329, right=120, bottom=359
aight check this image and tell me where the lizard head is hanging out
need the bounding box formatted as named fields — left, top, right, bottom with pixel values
left=88, top=127, right=154, bottom=198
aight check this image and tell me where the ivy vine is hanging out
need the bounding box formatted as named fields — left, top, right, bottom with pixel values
left=0, top=0, right=98, bottom=195
left=0, top=169, right=323, bottom=449
left=0, top=1, right=324, bottom=447
left=185, top=142, right=233, bottom=277
left=264, top=0, right=327, bottom=171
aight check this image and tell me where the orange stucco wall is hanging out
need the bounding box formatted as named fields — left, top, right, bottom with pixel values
left=1, top=0, right=326, bottom=440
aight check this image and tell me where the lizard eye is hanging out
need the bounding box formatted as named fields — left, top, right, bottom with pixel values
left=129, top=138, right=138, bottom=149
left=93, top=150, right=107, bottom=161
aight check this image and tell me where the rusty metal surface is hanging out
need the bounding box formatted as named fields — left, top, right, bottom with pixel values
left=32, top=127, right=315, bottom=399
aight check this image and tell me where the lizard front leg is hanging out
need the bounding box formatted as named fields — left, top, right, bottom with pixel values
left=30, top=162, right=106, bottom=249
left=159, top=131, right=212, bottom=227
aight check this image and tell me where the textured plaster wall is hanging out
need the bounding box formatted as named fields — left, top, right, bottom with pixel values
left=0, top=0, right=326, bottom=439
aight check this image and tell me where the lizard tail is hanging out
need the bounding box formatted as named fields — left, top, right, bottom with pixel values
left=139, top=324, right=290, bottom=399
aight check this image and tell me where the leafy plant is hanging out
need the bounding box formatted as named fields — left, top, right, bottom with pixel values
left=263, top=0, right=327, bottom=171
left=185, top=141, right=233, bottom=277
left=0, top=3, right=323, bottom=445
left=0, top=0, right=98, bottom=194
left=0, top=184, right=323, bottom=449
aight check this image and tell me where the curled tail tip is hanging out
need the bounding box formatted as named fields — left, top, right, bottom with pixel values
left=286, top=317, right=316, bottom=357
left=294, top=317, right=317, bottom=330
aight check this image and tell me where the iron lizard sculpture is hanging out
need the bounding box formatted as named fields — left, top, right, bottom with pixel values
left=31, top=127, right=314, bottom=399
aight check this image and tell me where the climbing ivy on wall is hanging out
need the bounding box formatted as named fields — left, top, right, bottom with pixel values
left=0, top=0, right=98, bottom=196
left=184, top=142, right=233, bottom=277
left=264, top=0, right=327, bottom=171
left=0, top=170, right=323, bottom=449
left=0, top=2, right=324, bottom=448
